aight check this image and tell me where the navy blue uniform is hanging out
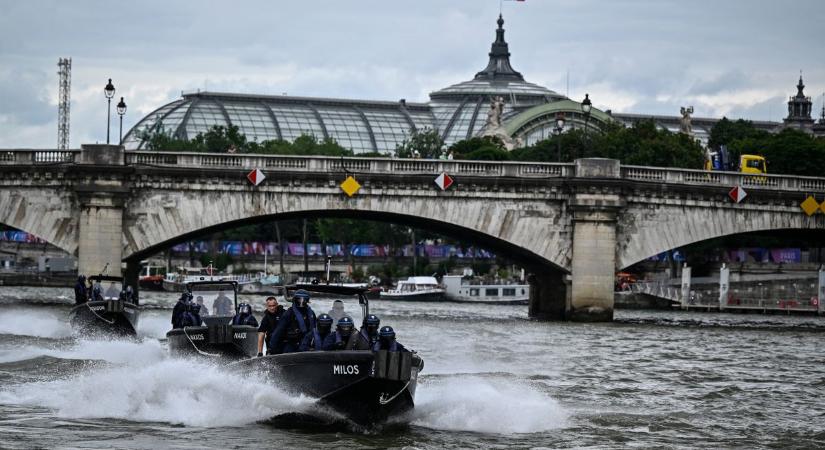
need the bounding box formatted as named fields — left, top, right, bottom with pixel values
left=232, top=313, right=259, bottom=327
left=269, top=305, right=319, bottom=354
left=372, top=340, right=408, bottom=352
left=322, top=330, right=353, bottom=351
left=74, top=277, right=87, bottom=304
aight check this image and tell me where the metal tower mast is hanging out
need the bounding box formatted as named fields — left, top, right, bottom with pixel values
left=57, top=58, right=72, bottom=150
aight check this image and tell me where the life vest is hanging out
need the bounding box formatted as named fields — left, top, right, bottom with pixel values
left=180, top=311, right=199, bottom=327
left=372, top=340, right=400, bottom=352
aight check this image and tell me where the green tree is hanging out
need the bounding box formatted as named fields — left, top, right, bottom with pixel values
left=395, top=128, right=444, bottom=158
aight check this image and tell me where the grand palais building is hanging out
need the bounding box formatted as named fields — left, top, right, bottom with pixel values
left=122, top=16, right=824, bottom=153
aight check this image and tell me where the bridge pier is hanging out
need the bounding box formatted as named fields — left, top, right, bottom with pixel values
left=527, top=271, right=569, bottom=320
left=76, top=144, right=126, bottom=278
left=567, top=159, right=624, bottom=322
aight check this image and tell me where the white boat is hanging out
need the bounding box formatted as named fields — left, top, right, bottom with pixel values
left=162, top=267, right=262, bottom=293
left=441, top=275, right=529, bottom=304
left=379, top=276, right=445, bottom=302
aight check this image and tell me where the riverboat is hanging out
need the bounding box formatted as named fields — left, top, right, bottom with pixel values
left=138, top=262, right=165, bottom=291
left=232, top=284, right=424, bottom=425
left=441, top=274, right=529, bottom=304
left=165, top=280, right=258, bottom=359
left=69, top=275, right=141, bottom=336
left=379, top=276, right=445, bottom=302
left=162, top=267, right=261, bottom=293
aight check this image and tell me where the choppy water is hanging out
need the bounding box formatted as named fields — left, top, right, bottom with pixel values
left=0, top=286, right=823, bottom=449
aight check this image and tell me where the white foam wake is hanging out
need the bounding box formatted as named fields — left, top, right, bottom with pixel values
left=0, top=358, right=315, bottom=427
left=409, top=375, right=567, bottom=434
left=0, top=308, right=73, bottom=339
left=0, top=338, right=166, bottom=365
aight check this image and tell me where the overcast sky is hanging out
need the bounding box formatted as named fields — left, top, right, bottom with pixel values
left=1, top=0, right=823, bottom=148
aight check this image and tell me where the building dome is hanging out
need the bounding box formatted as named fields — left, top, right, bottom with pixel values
left=428, top=15, right=566, bottom=144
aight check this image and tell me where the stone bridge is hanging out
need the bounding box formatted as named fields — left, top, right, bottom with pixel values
left=2, top=145, right=825, bottom=321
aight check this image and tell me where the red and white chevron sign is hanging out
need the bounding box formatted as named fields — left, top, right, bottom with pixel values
left=247, top=168, right=266, bottom=186
left=728, top=185, right=747, bottom=203
left=434, top=172, right=454, bottom=191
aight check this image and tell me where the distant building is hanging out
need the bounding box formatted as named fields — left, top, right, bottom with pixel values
left=783, top=75, right=815, bottom=133
left=124, top=15, right=787, bottom=153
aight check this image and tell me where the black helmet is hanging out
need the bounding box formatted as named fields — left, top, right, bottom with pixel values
left=364, top=314, right=380, bottom=326
left=337, top=316, right=354, bottom=335
left=317, top=313, right=334, bottom=327
left=379, top=326, right=395, bottom=340
left=237, top=302, right=252, bottom=315
left=292, top=289, right=310, bottom=307
left=364, top=314, right=380, bottom=335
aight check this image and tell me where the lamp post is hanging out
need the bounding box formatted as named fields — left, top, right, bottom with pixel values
left=116, top=97, right=127, bottom=144
left=581, top=93, right=592, bottom=155
left=104, top=79, right=116, bottom=144
left=553, top=112, right=566, bottom=162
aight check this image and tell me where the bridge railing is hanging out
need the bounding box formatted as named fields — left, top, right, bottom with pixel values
left=0, top=149, right=79, bottom=165
left=622, top=165, right=825, bottom=192
left=124, top=151, right=576, bottom=177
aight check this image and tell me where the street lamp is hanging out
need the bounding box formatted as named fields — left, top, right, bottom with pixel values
left=116, top=97, right=127, bottom=144
left=581, top=93, right=592, bottom=154
left=104, top=79, right=116, bottom=144
left=553, top=112, right=566, bottom=162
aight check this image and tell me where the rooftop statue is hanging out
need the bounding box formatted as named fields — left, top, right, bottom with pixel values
left=680, top=106, right=694, bottom=135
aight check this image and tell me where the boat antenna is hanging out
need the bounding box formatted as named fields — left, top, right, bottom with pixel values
left=101, top=262, right=109, bottom=276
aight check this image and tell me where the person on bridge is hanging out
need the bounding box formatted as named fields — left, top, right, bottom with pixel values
left=257, top=296, right=284, bottom=356
left=314, top=313, right=334, bottom=350
left=74, top=275, right=87, bottom=304
left=350, top=314, right=380, bottom=350
left=269, top=290, right=319, bottom=354
left=372, top=326, right=408, bottom=353
left=322, top=316, right=356, bottom=351
left=232, top=303, right=259, bottom=327
left=212, top=289, right=233, bottom=316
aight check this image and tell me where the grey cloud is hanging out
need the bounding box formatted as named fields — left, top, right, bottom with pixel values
left=0, top=68, right=53, bottom=125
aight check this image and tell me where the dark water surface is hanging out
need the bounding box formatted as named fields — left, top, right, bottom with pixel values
left=0, top=287, right=823, bottom=449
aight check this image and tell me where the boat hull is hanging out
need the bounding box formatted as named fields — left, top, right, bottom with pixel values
left=379, top=291, right=445, bottom=302
left=233, top=350, right=423, bottom=425
left=69, top=300, right=141, bottom=336
left=166, top=324, right=258, bottom=359
left=139, top=275, right=165, bottom=291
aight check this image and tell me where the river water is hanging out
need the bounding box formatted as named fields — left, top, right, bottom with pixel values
left=0, top=286, right=823, bottom=449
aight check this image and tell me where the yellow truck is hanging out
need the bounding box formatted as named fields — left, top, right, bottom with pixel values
left=705, top=146, right=767, bottom=174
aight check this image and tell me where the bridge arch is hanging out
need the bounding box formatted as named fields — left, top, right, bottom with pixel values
left=123, top=190, right=573, bottom=273
left=0, top=189, right=78, bottom=255
left=617, top=200, right=825, bottom=269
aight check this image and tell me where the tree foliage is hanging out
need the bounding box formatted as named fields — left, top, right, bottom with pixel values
left=394, top=128, right=444, bottom=159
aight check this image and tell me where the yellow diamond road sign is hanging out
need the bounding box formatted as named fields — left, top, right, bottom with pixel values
left=340, top=176, right=361, bottom=197
left=801, top=196, right=819, bottom=216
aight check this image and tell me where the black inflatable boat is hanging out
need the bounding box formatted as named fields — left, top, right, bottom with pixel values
left=69, top=275, right=141, bottom=336
left=233, top=284, right=424, bottom=425
left=166, top=280, right=258, bottom=359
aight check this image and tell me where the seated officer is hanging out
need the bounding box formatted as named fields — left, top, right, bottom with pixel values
left=232, top=303, right=259, bottom=327
left=322, top=316, right=355, bottom=351
left=372, top=326, right=407, bottom=352
left=350, top=314, right=380, bottom=350
left=314, top=313, right=334, bottom=350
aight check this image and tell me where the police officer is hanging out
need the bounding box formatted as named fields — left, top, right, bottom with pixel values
left=232, top=302, right=259, bottom=327
left=269, top=290, right=319, bottom=354
left=350, top=314, right=380, bottom=350
left=314, top=313, right=334, bottom=350
left=257, top=296, right=283, bottom=356
left=212, top=289, right=233, bottom=316
left=322, top=316, right=355, bottom=351
left=171, top=292, right=201, bottom=328
left=372, top=326, right=407, bottom=352
left=74, top=275, right=87, bottom=304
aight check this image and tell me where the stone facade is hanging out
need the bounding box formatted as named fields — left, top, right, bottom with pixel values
left=3, top=148, right=825, bottom=321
